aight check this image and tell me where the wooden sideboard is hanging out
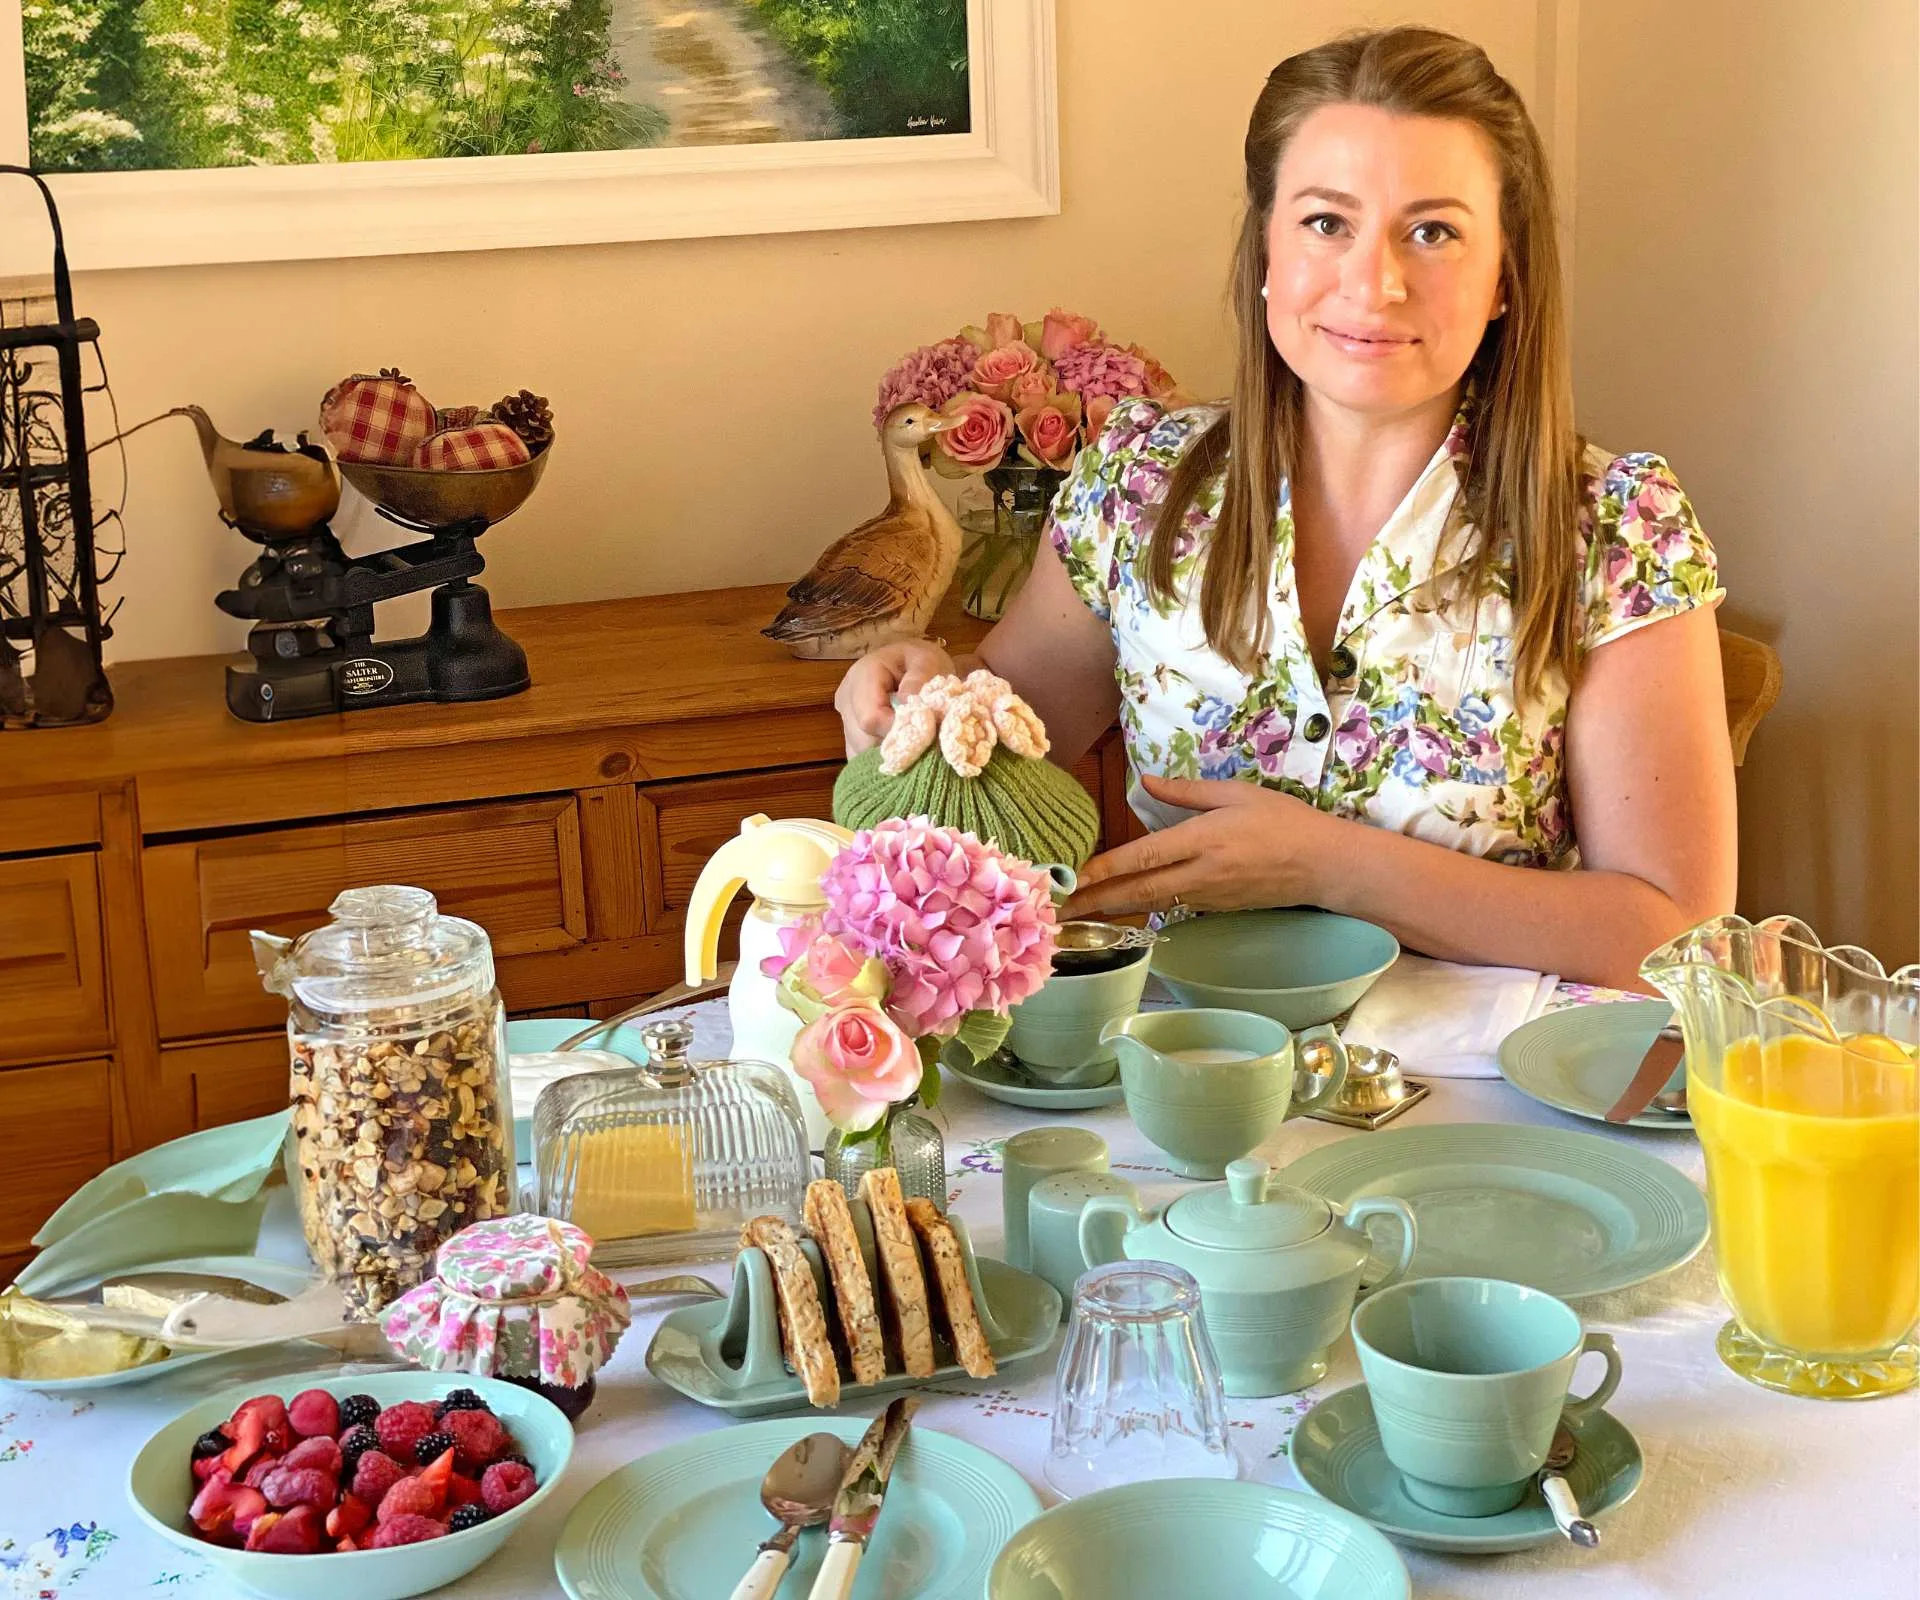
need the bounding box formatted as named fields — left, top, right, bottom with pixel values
left=0, top=586, right=1139, bottom=1282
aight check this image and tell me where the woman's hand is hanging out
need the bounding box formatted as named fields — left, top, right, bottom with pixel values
left=1062, top=774, right=1338, bottom=918
left=833, top=641, right=958, bottom=757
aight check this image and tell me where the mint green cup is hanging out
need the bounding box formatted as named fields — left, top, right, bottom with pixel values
left=1101, top=1008, right=1348, bottom=1179
left=1351, top=1277, right=1623, bottom=1517
left=1007, top=947, right=1152, bottom=1088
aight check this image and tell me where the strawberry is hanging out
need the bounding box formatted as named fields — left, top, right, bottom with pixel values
left=189, top=1471, right=270, bottom=1546
left=221, top=1395, right=291, bottom=1475
left=243, top=1511, right=282, bottom=1551
left=253, top=1504, right=325, bottom=1554
left=287, top=1388, right=340, bottom=1440
left=368, top=1513, right=446, bottom=1548
left=446, top=1473, right=484, bottom=1509
left=415, top=1446, right=457, bottom=1512
left=191, top=1453, right=228, bottom=1484
left=242, top=1455, right=283, bottom=1490
left=281, top=1436, right=343, bottom=1477
left=260, top=1465, right=337, bottom=1512
left=326, top=1492, right=372, bottom=1542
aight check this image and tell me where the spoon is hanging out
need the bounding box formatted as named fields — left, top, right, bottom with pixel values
left=1650, top=1090, right=1690, bottom=1117
left=1538, top=1423, right=1599, bottom=1547
left=729, top=1431, right=850, bottom=1600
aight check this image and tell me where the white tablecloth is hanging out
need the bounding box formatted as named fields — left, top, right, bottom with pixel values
left=4, top=995, right=1916, bottom=1600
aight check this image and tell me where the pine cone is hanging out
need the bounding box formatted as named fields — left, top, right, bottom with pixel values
left=490, top=389, right=553, bottom=449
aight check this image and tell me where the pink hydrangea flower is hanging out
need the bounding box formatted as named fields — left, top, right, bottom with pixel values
left=1054, top=341, right=1152, bottom=405
left=820, top=818, right=1057, bottom=1038
left=873, top=338, right=978, bottom=428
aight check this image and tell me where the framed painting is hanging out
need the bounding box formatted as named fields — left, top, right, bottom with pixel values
left=0, top=0, right=1056, bottom=271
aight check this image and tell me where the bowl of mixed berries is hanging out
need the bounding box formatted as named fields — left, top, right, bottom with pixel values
left=127, top=1370, right=572, bottom=1600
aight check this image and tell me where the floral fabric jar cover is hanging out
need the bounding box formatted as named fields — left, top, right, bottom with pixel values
left=381, top=1215, right=631, bottom=1389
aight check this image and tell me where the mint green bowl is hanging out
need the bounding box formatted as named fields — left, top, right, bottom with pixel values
left=988, top=1479, right=1409, bottom=1598
left=127, top=1369, right=572, bottom=1600
left=1151, top=909, right=1400, bottom=1029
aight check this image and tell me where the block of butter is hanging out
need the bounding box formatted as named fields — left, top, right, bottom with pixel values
left=556, top=1123, right=697, bottom=1241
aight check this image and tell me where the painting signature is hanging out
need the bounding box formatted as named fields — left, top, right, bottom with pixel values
left=906, top=115, right=951, bottom=131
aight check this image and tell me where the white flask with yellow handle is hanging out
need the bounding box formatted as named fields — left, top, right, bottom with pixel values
left=684, top=814, right=854, bottom=1149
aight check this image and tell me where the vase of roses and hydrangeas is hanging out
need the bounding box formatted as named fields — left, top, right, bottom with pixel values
left=873, top=308, right=1184, bottom=620
left=760, top=816, right=1059, bottom=1205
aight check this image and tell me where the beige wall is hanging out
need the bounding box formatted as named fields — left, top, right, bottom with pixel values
left=76, top=0, right=1548, bottom=669
left=1570, top=0, right=1920, bottom=965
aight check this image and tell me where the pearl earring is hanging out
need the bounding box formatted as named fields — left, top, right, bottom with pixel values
left=1260, top=285, right=1269, bottom=300
left=1496, top=301, right=1509, bottom=315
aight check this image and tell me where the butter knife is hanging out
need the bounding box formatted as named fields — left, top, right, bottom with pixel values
left=807, top=1394, right=920, bottom=1600
left=1603, top=1022, right=1686, bottom=1124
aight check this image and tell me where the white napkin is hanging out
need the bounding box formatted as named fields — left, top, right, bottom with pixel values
left=1340, top=953, right=1558, bottom=1078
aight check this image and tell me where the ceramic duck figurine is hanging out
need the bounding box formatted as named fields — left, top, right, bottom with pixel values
left=172, top=405, right=340, bottom=536
left=763, top=403, right=964, bottom=659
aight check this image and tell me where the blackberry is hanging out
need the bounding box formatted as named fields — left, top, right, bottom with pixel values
left=494, top=1452, right=529, bottom=1470
left=437, top=1388, right=491, bottom=1417
left=447, top=1504, right=492, bottom=1533
left=338, top=1424, right=379, bottom=1474
left=191, top=1427, right=232, bottom=1460
left=338, top=1394, right=381, bottom=1429
left=415, top=1429, right=458, bottom=1467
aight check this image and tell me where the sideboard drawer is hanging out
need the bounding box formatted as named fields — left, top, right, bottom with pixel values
left=163, top=1033, right=293, bottom=1130
left=0, top=791, right=102, bottom=855
left=0, top=1058, right=114, bottom=1261
left=144, top=797, right=588, bottom=1040
left=0, top=852, right=110, bottom=1065
left=650, top=766, right=841, bottom=920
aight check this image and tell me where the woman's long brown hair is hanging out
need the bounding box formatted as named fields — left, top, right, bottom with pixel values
left=1147, top=26, right=1582, bottom=704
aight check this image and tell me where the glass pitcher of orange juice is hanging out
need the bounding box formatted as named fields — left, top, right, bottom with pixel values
left=1642, top=915, right=1917, bottom=1399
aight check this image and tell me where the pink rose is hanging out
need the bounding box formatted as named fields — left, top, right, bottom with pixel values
left=1125, top=343, right=1180, bottom=400
left=1017, top=393, right=1083, bottom=471
left=935, top=393, right=1015, bottom=471
left=1084, top=393, right=1116, bottom=438
left=1007, top=364, right=1058, bottom=413
left=986, top=311, right=1025, bottom=349
left=970, top=340, right=1041, bottom=403
left=759, top=915, right=823, bottom=979
left=1040, top=307, right=1101, bottom=360
left=791, top=1004, right=922, bottom=1131
left=803, top=934, right=885, bottom=1006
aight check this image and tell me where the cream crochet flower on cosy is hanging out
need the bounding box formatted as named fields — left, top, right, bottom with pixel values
left=880, top=669, right=1050, bottom=778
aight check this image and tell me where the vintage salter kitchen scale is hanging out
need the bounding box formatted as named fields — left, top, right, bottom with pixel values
left=176, top=406, right=546, bottom=722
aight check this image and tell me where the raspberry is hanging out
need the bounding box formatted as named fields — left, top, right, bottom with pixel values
left=377, top=1476, right=439, bottom=1524
left=374, top=1401, right=440, bottom=1461
left=437, top=1388, right=490, bottom=1417
left=192, top=1428, right=231, bottom=1461
left=447, top=1503, right=491, bottom=1532
left=414, top=1429, right=457, bottom=1469
left=287, top=1388, right=340, bottom=1440
left=368, top=1513, right=446, bottom=1548
left=442, top=1408, right=510, bottom=1472
left=351, top=1449, right=407, bottom=1508
left=337, top=1393, right=381, bottom=1430
left=480, top=1460, right=537, bottom=1514
left=282, top=1436, right=342, bottom=1477
left=261, top=1465, right=337, bottom=1512
left=338, top=1425, right=378, bottom=1475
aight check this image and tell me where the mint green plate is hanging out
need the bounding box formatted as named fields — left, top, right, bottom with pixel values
left=1498, top=1001, right=1692, bottom=1129
left=1290, top=1385, right=1643, bottom=1554
left=1281, top=1123, right=1707, bottom=1298
left=33, top=1112, right=291, bottom=1248
left=12, top=1191, right=275, bottom=1300
left=129, top=1368, right=572, bottom=1600
left=1150, top=909, right=1399, bottom=1029
left=647, top=1252, right=1061, bottom=1416
left=942, top=1043, right=1126, bottom=1111
left=507, top=1017, right=653, bottom=1151
left=555, top=1416, right=1040, bottom=1600
left=988, top=1479, right=1408, bottom=1599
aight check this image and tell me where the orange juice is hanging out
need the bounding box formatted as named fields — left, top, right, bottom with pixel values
left=1690, top=1033, right=1918, bottom=1375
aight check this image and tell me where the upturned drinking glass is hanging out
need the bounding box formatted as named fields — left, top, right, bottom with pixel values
left=1044, top=1260, right=1239, bottom=1497
left=1642, top=913, right=1918, bottom=1399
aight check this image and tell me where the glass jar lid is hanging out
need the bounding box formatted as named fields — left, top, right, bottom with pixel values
left=262, top=885, right=494, bottom=1014
left=1164, top=1157, right=1333, bottom=1251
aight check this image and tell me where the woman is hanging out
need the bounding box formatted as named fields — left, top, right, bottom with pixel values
left=836, top=27, right=1735, bottom=990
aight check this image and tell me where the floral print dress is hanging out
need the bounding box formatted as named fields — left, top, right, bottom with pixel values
left=1047, top=396, right=1723, bottom=867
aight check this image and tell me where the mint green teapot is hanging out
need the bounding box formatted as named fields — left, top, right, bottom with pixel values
left=1079, top=1156, right=1417, bottom=1397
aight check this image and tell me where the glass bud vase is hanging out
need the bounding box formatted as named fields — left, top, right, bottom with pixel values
left=956, top=461, right=1066, bottom=621
left=824, top=1105, right=947, bottom=1210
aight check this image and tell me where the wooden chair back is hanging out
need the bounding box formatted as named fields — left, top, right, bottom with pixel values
left=1719, top=628, right=1783, bottom=766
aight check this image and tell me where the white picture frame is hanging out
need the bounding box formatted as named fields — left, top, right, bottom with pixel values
left=0, top=0, right=1056, bottom=273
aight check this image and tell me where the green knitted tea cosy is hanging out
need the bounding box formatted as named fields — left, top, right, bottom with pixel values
left=832, top=670, right=1101, bottom=870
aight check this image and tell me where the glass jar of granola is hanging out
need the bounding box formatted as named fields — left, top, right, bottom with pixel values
left=256, top=885, right=515, bottom=1319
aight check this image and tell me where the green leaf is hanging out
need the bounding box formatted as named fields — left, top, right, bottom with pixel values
left=951, top=1009, right=1012, bottom=1064
left=834, top=1117, right=888, bottom=1150
left=915, top=1044, right=943, bottom=1110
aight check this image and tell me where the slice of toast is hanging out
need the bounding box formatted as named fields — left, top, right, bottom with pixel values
left=805, top=1178, right=887, bottom=1386
left=739, top=1215, right=840, bottom=1407
left=905, top=1196, right=998, bottom=1379
left=859, top=1168, right=935, bottom=1378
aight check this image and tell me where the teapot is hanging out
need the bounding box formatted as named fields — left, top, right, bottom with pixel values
left=1079, top=1156, right=1417, bottom=1397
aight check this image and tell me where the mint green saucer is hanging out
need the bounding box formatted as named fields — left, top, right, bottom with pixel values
left=1498, top=1001, right=1692, bottom=1130
left=1280, top=1122, right=1707, bottom=1298
left=1290, top=1385, right=1643, bottom=1554
left=942, top=1043, right=1126, bottom=1111
left=556, top=1416, right=1040, bottom=1600
left=988, top=1479, right=1408, bottom=1598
